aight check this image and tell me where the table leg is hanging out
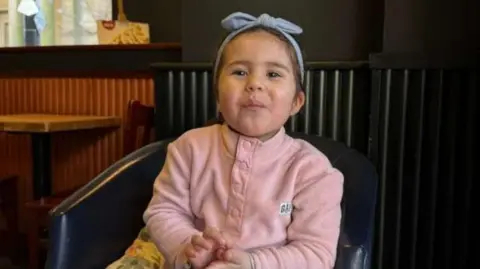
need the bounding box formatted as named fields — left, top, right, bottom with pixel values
left=31, top=133, right=52, bottom=200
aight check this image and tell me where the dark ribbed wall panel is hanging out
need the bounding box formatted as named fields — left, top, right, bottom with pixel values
left=288, top=64, right=370, bottom=153
left=369, top=67, right=478, bottom=269
left=152, top=62, right=371, bottom=154
left=153, top=64, right=216, bottom=139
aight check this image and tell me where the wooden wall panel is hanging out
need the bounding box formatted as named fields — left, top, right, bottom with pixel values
left=0, top=76, right=154, bottom=231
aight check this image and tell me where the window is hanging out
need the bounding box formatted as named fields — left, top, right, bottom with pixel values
left=2, top=0, right=112, bottom=47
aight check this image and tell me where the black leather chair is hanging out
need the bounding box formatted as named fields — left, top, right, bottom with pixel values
left=45, top=133, right=377, bottom=269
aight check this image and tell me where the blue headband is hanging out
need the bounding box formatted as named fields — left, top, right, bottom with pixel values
left=213, top=12, right=305, bottom=83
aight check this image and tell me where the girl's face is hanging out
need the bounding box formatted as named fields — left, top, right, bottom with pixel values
left=217, top=30, right=305, bottom=141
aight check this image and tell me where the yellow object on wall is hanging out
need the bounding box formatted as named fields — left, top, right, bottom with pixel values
left=96, top=0, right=149, bottom=45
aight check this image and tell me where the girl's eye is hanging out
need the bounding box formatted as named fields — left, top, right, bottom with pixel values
left=232, top=70, right=247, bottom=76
left=268, top=72, right=281, bottom=78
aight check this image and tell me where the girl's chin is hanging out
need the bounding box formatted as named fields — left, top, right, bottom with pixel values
left=235, top=123, right=277, bottom=139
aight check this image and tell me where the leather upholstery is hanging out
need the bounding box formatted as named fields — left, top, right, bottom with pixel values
left=46, top=134, right=377, bottom=269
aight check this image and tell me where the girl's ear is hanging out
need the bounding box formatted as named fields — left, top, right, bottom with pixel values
left=290, top=90, right=305, bottom=116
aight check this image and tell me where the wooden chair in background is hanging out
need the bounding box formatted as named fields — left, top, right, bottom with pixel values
left=25, top=99, right=155, bottom=269
left=123, top=100, right=155, bottom=155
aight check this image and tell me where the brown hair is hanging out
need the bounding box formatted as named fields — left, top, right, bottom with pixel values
left=213, top=26, right=305, bottom=99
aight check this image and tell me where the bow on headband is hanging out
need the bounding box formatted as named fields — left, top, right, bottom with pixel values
left=221, top=12, right=303, bottom=35
left=213, top=12, right=305, bottom=83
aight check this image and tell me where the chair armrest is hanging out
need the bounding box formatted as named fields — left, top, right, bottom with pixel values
left=45, top=139, right=174, bottom=269
left=335, top=243, right=369, bottom=269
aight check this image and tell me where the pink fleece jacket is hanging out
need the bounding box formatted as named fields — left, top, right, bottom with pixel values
left=143, top=123, right=344, bottom=269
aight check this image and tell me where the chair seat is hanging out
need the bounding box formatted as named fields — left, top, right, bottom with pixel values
left=0, top=174, right=19, bottom=209
left=25, top=188, right=79, bottom=211
left=25, top=197, right=64, bottom=211
left=0, top=174, right=17, bottom=184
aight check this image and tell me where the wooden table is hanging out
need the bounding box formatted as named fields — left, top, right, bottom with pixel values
left=0, top=114, right=121, bottom=199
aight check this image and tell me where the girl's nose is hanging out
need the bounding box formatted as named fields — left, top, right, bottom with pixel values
left=245, top=76, right=264, bottom=92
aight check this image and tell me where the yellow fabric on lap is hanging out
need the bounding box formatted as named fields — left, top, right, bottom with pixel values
left=106, top=227, right=164, bottom=269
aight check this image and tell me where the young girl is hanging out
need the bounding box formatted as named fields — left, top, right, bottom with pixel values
left=143, top=12, right=344, bottom=269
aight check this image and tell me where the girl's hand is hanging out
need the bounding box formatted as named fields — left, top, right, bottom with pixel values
left=184, top=227, right=227, bottom=268
left=206, top=248, right=253, bottom=269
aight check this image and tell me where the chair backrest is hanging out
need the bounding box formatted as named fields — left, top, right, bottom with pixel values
left=46, top=132, right=376, bottom=269
left=123, top=100, right=155, bottom=156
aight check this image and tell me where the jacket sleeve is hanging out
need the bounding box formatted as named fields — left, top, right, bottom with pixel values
left=250, top=160, right=344, bottom=269
left=143, top=140, right=200, bottom=268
